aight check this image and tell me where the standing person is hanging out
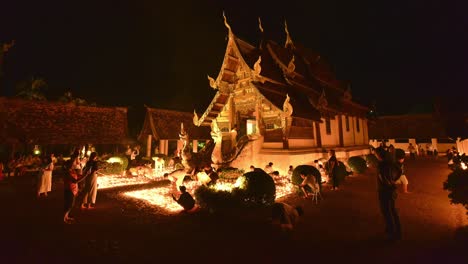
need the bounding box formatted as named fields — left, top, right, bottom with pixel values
left=374, top=147, right=402, bottom=241
left=407, top=143, right=416, bottom=160
left=287, top=165, right=294, bottom=177
left=81, top=152, right=100, bottom=209
left=63, top=160, right=86, bottom=224
left=37, top=156, right=53, bottom=197
left=326, top=149, right=339, bottom=190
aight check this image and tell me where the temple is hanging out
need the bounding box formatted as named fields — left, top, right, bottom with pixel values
left=194, top=15, right=370, bottom=171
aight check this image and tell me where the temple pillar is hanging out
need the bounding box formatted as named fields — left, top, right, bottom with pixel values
left=146, top=135, right=152, bottom=157
left=192, top=139, right=198, bottom=153
left=315, top=121, right=322, bottom=148
left=159, top=140, right=168, bottom=156
left=338, top=114, right=344, bottom=147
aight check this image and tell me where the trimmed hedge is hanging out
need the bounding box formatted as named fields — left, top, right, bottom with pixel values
left=236, top=170, right=276, bottom=205
left=217, top=167, right=244, bottom=180
left=194, top=185, right=242, bottom=212
left=347, top=156, right=367, bottom=173
left=194, top=170, right=276, bottom=212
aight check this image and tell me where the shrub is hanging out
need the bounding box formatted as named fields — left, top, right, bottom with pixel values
left=347, top=156, right=367, bottom=173
left=194, top=185, right=242, bottom=212
left=443, top=169, right=468, bottom=216
left=365, top=154, right=378, bottom=168
left=217, top=167, right=244, bottom=180
left=120, top=156, right=129, bottom=171
left=100, top=162, right=124, bottom=174
left=98, top=157, right=127, bottom=174
left=235, top=170, right=276, bottom=206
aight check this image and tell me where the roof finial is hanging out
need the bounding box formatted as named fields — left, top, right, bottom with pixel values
left=258, top=17, right=264, bottom=33
left=318, top=89, right=328, bottom=109
left=222, top=11, right=232, bottom=33
left=284, top=20, right=294, bottom=48
left=193, top=110, right=200, bottom=126
left=283, top=94, right=293, bottom=117
left=287, top=55, right=296, bottom=73
left=207, top=75, right=217, bottom=89
left=253, top=56, right=262, bottom=75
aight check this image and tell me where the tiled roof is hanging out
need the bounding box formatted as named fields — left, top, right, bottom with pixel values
left=252, top=81, right=321, bottom=121
left=139, top=107, right=212, bottom=141
left=0, top=97, right=129, bottom=145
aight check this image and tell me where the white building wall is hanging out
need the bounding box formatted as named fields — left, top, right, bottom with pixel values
left=354, top=117, right=365, bottom=145
left=321, top=117, right=340, bottom=147
left=342, top=115, right=354, bottom=146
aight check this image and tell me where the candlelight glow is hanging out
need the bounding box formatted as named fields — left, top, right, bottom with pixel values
left=123, top=181, right=202, bottom=213
left=461, top=162, right=467, bottom=170
left=97, top=174, right=152, bottom=189
left=107, top=157, right=123, bottom=164
left=120, top=174, right=296, bottom=213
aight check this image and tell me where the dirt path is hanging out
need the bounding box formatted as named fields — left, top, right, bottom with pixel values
left=0, top=157, right=466, bottom=263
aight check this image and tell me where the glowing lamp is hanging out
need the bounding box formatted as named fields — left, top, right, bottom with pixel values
left=33, top=145, right=41, bottom=155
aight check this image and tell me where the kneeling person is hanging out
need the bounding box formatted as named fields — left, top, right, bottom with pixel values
left=172, top=186, right=195, bottom=212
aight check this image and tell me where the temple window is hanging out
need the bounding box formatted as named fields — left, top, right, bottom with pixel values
left=356, top=118, right=360, bottom=132
left=345, top=115, right=350, bottom=132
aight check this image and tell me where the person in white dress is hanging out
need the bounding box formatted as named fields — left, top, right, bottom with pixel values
left=37, top=156, right=53, bottom=197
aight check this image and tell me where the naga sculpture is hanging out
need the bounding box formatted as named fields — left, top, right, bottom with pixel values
left=210, top=119, right=250, bottom=167
left=179, top=123, right=213, bottom=174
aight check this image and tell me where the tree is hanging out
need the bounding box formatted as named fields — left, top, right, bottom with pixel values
left=58, top=90, right=96, bottom=106
left=15, top=77, right=47, bottom=100
left=443, top=168, right=468, bottom=217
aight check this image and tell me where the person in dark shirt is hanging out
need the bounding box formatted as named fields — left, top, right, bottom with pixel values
left=327, top=149, right=339, bottom=190
left=375, top=147, right=402, bottom=241
left=172, top=186, right=195, bottom=212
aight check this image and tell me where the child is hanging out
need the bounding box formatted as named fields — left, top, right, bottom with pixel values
left=63, top=160, right=87, bottom=224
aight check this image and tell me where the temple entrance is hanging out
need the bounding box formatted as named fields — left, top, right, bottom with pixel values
left=246, top=119, right=256, bottom=135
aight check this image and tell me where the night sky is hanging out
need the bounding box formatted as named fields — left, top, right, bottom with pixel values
left=1, top=0, right=467, bottom=132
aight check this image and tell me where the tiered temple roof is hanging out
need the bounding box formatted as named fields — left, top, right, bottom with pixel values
left=197, top=17, right=368, bottom=126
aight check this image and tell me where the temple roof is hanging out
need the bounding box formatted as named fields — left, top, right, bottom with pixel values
left=252, top=81, right=322, bottom=121
left=139, top=107, right=211, bottom=141
left=0, top=97, right=129, bottom=145
left=231, top=34, right=367, bottom=116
